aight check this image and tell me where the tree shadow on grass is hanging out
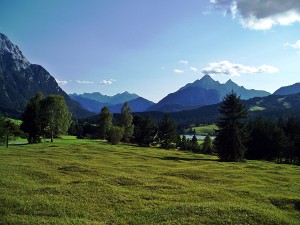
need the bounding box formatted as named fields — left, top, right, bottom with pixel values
left=157, top=156, right=219, bottom=162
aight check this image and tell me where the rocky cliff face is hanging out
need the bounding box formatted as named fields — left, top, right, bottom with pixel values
left=0, top=33, right=93, bottom=118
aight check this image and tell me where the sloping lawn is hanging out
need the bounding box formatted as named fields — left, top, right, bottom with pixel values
left=1, top=137, right=299, bottom=224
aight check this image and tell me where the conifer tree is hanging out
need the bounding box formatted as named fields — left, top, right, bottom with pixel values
left=215, top=92, right=248, bottom=161
left=158, top=114, right=177, bottom=149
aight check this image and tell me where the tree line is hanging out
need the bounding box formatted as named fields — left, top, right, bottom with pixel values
left=1, top=91, right=299, bottom=165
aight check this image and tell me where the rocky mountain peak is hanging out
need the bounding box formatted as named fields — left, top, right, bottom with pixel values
left=0, top=33, right=30, bottom=70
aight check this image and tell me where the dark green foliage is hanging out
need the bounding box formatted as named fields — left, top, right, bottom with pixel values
left=158, top=115, right=178, bottom=149
left=215, top=92, right=248, bottom=162
left=202, top=135, right=213, bottom=154
left=108, top=126, right=124, bottom=145
left=119, top=102, right=134, bottom=142
left=0, top=115, right=22, bottom=147
left=132, top=115, right=157, bottom=146
left=40, top=95, right=72, bottom=142
left=246, top=118, right=288, bottom=161
left=20, top=92, right=44, bottom=143
left=98, top=106, right=113, bottom=140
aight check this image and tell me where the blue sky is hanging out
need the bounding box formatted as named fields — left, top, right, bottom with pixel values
left=1, top=0, right=300, bottom=102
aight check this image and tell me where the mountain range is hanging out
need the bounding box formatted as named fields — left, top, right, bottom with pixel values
left=148, top=75, right=270, bottom=112
left=69, top=93, right=154, bottom=113
left=0, top=33, right=93, bottom=118
left=1, top=32, right=300, bottom=122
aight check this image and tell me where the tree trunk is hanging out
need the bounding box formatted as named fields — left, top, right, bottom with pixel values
left=51, top=131, right=53, bottom=142
left=6, top=135, right=8, bottom=148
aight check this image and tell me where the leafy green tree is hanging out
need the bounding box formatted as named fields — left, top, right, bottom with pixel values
left=202, top=135, right=213, bottom=154
left=0, top=116, right=22, bottom=148
left=40, top=95, right=72, bottom=142
left=118, top=102, right=134, bottom=142
left=158, top=114, right=177, bottom=149
left=21, top=92, right=44, bottom=143
left=215, top=92, right=248, bottom=162
left=108, top=126, right=124, bottom=145
left=98, top=106, right=113, bottom=140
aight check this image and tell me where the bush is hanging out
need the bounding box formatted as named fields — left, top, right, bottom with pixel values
left=108, top=126, right=124, bottom=145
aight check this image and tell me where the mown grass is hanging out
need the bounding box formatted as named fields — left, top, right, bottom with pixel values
left=1, top=137, right=300, bottom=224
left=189, top=124, right=218, bottom=135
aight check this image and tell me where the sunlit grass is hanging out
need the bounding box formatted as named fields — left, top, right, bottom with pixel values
left=1, top=137, right=299, bottom=224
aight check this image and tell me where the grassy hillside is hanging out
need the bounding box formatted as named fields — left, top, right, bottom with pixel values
left=187, top=124, right=218, bottom=135
left=1, top=137, right=300, bottom=224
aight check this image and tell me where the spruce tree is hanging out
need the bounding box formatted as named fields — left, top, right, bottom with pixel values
left=158, top=114, right=177, bottom=149
left=215, top=92, right=248, bottom=162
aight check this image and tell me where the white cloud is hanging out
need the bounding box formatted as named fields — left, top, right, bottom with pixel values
left=100, top=79, right=116, bottom=85
left=76, top=80, right=95, bottom=85
left=174, top=69, right=185, bottom=74
left=189, top=67, right=198, bottom=72
left=201, top=60, right=279, bottom=76
left=285, top=40, right=300, bottom=49
left=178, top=60, right=189, bottom=65
left=55, top=79, right=68, bottom=85
left=210, top=0, right=300, bottom=30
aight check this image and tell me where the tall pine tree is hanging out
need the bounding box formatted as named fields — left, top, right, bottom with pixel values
left=215, top=92, right=248, bottom=162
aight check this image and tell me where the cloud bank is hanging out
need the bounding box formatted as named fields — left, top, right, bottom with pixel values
left=173, top=69, right=185, bottom=74
left=210, top=0, right=300, bottom=30
left=76, top=80, right=95, bottom=85
left=285, top=39, right=300, bottom=49
left=55, top=79, right=68, bottom=85
left=202, top=60, right=279, bottom=76
left=100, top=79, right=116, bottom=85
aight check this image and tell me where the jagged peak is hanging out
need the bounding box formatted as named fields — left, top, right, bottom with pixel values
left=0, top=33, right=30, bottom=69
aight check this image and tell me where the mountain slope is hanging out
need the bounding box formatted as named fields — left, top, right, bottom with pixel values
left=148, top=86, right=221, bottom=112
left=0, top=33, right=94, bottom=118
left=181, top=75, right=270, bottom=99
left=109, top=97, right=155, bottom=113
left=273, top=83, right=300, bottom=96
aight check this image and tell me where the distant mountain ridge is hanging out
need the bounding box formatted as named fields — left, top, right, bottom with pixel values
left=0, top=33, right=94, bottom=118
left=273, top=83, right=300, bottom=96
left=70, top=91, right=139, bottom=104
left=69, top=92, right=154, bottom=113
left=180, top=75, right=270, bottom=99
left=147, top=75, right=270, bottom=112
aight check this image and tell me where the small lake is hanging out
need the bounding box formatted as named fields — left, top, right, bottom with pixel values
left=183, top=135, right=215, bottom=140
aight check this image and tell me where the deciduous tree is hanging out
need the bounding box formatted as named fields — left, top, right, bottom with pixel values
left=98, top=106, right=113, bottom=140
left=119, top=102, right=134, bottom=142
left=40, top=95, right=72, bottom=142
left=21, top=92, right=43, bottom=143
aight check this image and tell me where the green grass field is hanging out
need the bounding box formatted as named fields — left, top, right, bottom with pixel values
left=188, top=124, right=218, bottom=135
left=1, top=137, right=300, bottom=224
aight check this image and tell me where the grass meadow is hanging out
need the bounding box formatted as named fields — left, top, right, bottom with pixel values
left=188, top=124, right=218, bottom=136
left=1, top=136, right=300, bottom=224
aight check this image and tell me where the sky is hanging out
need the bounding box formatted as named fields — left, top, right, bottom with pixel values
left=0, top=0, right=300, bottom=103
